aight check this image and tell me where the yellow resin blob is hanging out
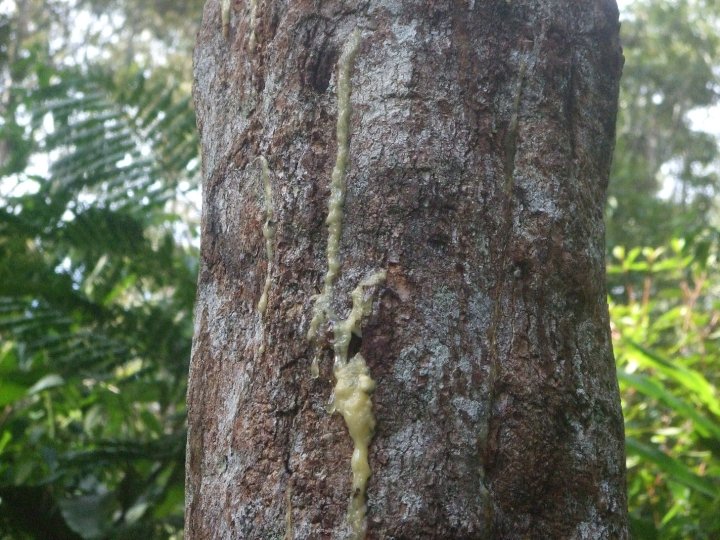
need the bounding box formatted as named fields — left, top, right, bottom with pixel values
left=331, top=354, right=376, bottom=539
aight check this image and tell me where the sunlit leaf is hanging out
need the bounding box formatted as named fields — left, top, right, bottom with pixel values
left=27, top=374, right=65, bottom=395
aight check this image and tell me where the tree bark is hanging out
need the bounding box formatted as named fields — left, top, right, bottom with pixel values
left=186, top=1, right=627, bottom=538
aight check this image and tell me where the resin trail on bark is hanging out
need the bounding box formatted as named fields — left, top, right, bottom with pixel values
left=305, top=28, right=385, bottom=539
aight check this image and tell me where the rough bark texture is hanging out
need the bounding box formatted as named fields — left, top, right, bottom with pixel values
left=186, top=1, right=627, bottom=538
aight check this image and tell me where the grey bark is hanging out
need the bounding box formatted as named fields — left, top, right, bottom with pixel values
left=186, top=0, right=627, bottom=538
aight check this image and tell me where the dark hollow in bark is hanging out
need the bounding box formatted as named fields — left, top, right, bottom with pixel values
left=186, top=1, right=627, bottom=538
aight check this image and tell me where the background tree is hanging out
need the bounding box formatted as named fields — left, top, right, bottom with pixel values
left=186, top=0, right=627, bottom=537
left=607, top=0, right=720, bottom=249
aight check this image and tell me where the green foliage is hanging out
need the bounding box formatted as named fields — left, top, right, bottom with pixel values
left=0, top=58, right=197, bottom=538
left=608, top=3, right=720, bottom=533
left=0, top=1, right=201, bottom=536
left=610, top=234, right=720, bottom=538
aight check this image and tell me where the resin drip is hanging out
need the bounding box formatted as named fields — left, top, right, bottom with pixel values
left=221, top=0, right=231, bottom=38
left=307, top=29, right=362, bottom=342
left=248, top=0, right=258, bottom=52
left=258, top=156, right=274, bottom=315
left=328, top=271, right=385, bottom=540
left=305, top=29, right=383, bottom=539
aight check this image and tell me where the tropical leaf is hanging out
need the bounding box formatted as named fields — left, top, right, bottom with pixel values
left=0, top=58, right=196, bottom=538
left=619, top=370, right=720, bottom=440
left=626, top=437, right=718, bottom=499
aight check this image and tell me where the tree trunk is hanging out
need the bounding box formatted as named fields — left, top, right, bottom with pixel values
left=186, top=1, right=627, bottom=538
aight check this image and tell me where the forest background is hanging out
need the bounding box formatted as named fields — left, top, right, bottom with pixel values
left=0, top=0, right=718, bottom=538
